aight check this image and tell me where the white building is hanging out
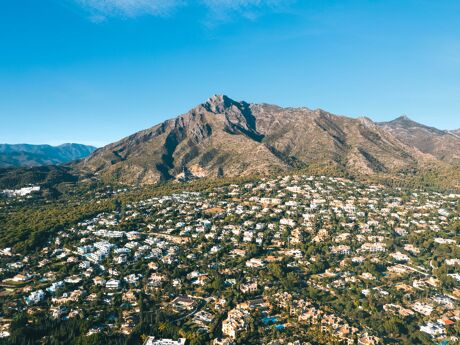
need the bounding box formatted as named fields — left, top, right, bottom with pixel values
left=280, top=218, right=296, bottom=227
left=420, top=322, right=446, bottom=337
left=331, top=245, right=351, bottom=255
left=25, top=289, right=45, bottom=305
left=358, top=242, right=386, bottom=253
left=77, top=245, right=94, bottom=254
left=143, top=337, right=186, bottom=345
left=222, top=306, right=250, bottom=338
left=412, top=302, right=434, bottom=316
left=2, top=186, right=40, bottom=197
left=106, top=279, right=120, bottom=289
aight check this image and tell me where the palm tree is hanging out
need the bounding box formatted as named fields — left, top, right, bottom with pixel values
left=157, top=321, right=169, bottom=335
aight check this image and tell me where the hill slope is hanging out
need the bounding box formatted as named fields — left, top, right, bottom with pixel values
left=0, top=143, right=96, bottom=168
left=77, top=95, right=439, bottom=185
left=0, top=165, right=78, bottom=189
left=378, top=116, right=460, bottom=163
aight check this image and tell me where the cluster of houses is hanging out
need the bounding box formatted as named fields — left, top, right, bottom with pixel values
left=1, top=175, right=459, bottom=344
left=1, top=185, right=40, bottom=198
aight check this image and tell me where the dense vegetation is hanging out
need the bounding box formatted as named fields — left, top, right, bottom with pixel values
left=0, top=166, right=78, bottom=190
left=0, top=199, right=115, bottom=253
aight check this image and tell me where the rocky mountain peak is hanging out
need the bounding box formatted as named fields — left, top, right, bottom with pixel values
left=357, top=116, right=375, bottom=126
left=383, top=115, right=446, bottom=135
left=395, top=115, right=410, bottom=121
left=73, top=97, right=460, bottom=186
left=202, top=94, right=243, bottom=114
left=386, top=115, right=417, bottom=127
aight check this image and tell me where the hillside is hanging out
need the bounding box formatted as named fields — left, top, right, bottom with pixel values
left=379, top=116, right=460, bottom=163
left=0, top=165, right=78, bottom=189
left=77, top=95, right=442, bottom=185
left=0, top=143, right=96, bottom=168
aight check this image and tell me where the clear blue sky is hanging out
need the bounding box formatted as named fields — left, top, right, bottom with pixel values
left=1, top=0, right=460, bottom=147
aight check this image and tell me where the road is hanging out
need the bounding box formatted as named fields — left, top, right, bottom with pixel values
left=173, top=300, right=205, bottom=322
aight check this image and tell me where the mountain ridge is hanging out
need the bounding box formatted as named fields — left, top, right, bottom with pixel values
left=378, top=115, right=460, bottom=163
left=1, top=96, right=459, bottom=190
left=76, top=95, right=452, bottom=186
left=0, top=143, right=96, bottom=168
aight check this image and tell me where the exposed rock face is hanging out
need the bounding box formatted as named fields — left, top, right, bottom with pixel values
left=379, top=116, right=460, bottom=163
left=76, top=95, right=444, bottom=185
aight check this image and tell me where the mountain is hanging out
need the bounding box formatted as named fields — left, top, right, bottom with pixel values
left=0, top=143, right=96, bottom=168
left=0, top=165, right=78, bottom=189
left=378, top=116, right=460, bottom=163
left=77, top=95, right=441, bottom=185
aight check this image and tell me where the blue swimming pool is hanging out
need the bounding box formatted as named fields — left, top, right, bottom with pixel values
left=262, top=316, right=278, bottom=325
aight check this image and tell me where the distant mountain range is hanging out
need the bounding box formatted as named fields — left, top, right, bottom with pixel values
left=2, top=96, right=459, bottom=190
left=75, top=95, right=460, bottom=188
left=0, top=143, right=96, bottom=168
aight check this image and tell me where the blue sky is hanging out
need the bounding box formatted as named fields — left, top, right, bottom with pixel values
left=1, top=0, right=460, bottom=147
